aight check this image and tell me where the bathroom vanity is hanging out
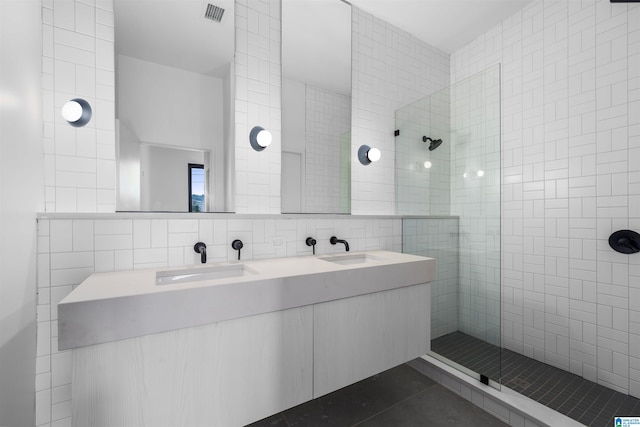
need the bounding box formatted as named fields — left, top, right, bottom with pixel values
left=59, top=251, right=435, bottom=426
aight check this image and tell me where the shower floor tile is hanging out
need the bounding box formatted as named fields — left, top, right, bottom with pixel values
left=432, top=331, right=640, bottom=427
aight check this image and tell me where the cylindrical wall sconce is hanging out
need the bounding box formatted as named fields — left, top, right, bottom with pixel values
left=358, top=145, right=381, bottom=165
left=61, top=98, right=92, bottom=127
left=249, top=126, right=272, bottom=151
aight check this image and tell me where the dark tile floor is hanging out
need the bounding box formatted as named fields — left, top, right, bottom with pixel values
left=247, top=364, right=509, bottom=427
left=432, top=331, right=640, bottom=427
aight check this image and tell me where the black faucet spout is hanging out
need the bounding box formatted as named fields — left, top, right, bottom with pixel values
left=194, top=242, right=207, bottom=264
left=330, top=236, right=350, bottom=252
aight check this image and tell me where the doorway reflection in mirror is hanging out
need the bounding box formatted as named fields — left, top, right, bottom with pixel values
left=114, top=0, right=234, bottom=212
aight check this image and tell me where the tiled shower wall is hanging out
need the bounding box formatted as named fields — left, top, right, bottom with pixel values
left=34, top=214, right=402, bottom=427
left=452, top=0, right=640, bottom=396
left=403, top=217, right=459, bottom=340
left=305, top=85, right=351, bottom=213
left=350, top=7, right=449, bottom=215
left=42, top=0, right=116, bottom=213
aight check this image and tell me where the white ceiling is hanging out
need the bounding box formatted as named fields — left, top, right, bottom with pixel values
left=114, top=0, right=234, bottom=77
left=349, top=0, right=533, bottom=54
left=282, top=0, right=533, bottom=95
left=114, top=0, right=533, bottom=88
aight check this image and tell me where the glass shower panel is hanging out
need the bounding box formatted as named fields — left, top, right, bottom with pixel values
left=403, top=217, right=460, bottom=340
left=395, top=87, right=451, bottom=216
left=452, top=65, right=501, bottom=348
left=398, top=64, right=501, bottom=386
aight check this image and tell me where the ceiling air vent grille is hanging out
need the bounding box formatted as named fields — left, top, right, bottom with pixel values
left=204, top=3, right=225, bottom=23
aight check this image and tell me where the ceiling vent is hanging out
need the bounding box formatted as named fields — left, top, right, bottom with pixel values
left=204, top=3, right=225, bottom=23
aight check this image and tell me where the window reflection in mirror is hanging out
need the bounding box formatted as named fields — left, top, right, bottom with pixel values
left=138, top=143, right=210, bottom=212
left=114, top=0, right=234, bottom=212
left=281, top=0, right=352, bottom=214
left=189, top=163, right=206, bottom=213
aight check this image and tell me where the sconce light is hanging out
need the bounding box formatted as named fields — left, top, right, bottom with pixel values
left=61, top=98, right=92, bottom=127
left=249, top=126, right=272, bottom=151
left=423, top=161, right=432, bottom=169
left=358, top=145, right=381, bottom=165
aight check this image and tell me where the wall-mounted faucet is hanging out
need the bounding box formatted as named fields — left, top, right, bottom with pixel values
left=231, top=239, right=244, bottom=260
left=194, top=242, right=207, bottom=264
left=330, top=236, right=349, bottom=252
left=306, top=237, right=317, bottom=255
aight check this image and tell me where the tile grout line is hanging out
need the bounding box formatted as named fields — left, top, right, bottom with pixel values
left=348, top=383, right=439, bottom=427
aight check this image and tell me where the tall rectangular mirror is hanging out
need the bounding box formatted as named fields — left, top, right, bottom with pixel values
left=281, top=0, right=352, bottom=214
left=115, top=0, right=235, bottom=212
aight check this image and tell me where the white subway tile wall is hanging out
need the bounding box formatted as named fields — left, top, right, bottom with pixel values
left=304, top=85, right=352, bottom=213
left=35, top=214, right=403, bottom=426
left=43, top=0, right=116, bottom=213
left=452, top=0, right=639, bottom=396
left=403, top=218, right=459, bottom=339
left=234, top=0, right=282, bottom=213
left=350, top=7, right=449, bottom=215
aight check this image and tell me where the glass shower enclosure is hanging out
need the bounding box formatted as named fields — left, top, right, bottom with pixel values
left=398, top=65, right=502, bottom=386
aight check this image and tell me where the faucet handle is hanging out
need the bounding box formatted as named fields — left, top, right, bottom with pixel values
left=231, top=239, right=243, bottom=260
left=306, top=237, right=317, bottom=255
left=194, top=242, right=207, bottom=264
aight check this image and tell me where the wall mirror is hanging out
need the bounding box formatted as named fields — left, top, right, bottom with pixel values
left=281, top=0, right=352, bottom=214
left=115, top=0, right=235, bottom=212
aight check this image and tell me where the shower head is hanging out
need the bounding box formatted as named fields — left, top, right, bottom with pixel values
left=422, top=136, right=443, bottom=151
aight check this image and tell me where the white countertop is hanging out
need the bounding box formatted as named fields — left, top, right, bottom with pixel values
left=58, top=250, right=435, bottom=350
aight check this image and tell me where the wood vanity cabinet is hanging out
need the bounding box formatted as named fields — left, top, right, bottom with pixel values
left=313, top=283, right=431, bottom=398
left=72, top=282, right=431, bottom=427
left=73, top=306, right=314, bottom=427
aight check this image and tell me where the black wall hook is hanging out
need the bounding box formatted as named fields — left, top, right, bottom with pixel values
left=609, top=230, right=640, bottom=254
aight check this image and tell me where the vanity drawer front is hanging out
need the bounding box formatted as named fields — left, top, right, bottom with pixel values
left=72, top=306, right=313, bottom=427
left=313, top=283, right=431, bottom=398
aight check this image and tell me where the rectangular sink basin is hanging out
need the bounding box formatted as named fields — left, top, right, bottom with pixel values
left=156, top=264, right=256, bottom=286
left=319, top=253, right=381, bottom=265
